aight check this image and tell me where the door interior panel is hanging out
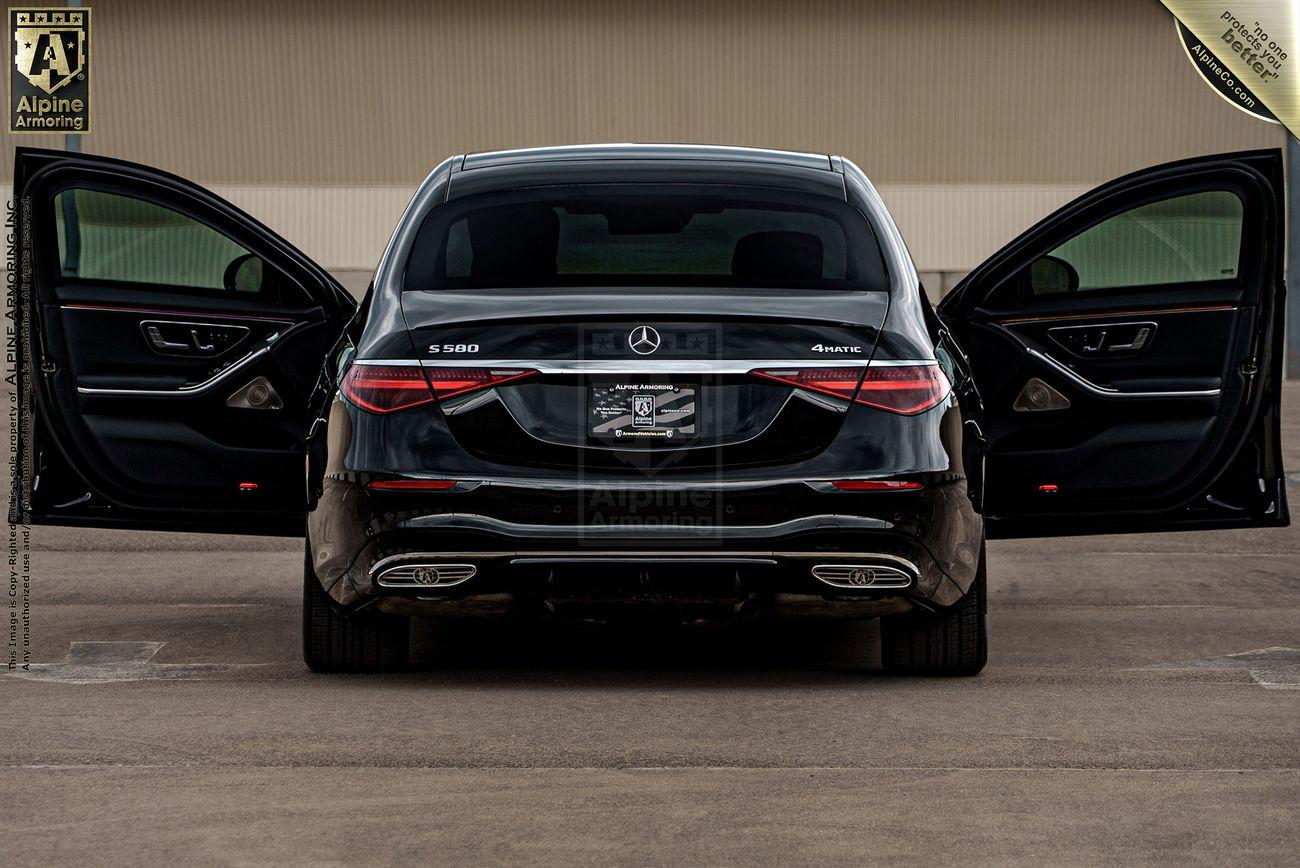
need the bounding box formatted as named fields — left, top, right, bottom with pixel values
left=14, top=148, right=354, bottom=532
left=964, top=306, right=1238, bottom=512
left=53, top=303, right=313, bottom=388
left=939, top=150, right=1286, bottom=535
left=999, top=305, right=1238, bottom=392
left=40, top=295, right=336, bottom=510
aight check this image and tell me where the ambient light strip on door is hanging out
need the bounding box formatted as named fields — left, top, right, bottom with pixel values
left=995, top=304, right=1235, bottom=325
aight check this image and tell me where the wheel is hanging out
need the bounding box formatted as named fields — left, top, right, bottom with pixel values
left=302, top=545, right=409, bottom=672
left=881, top=547, right=987, bottom=676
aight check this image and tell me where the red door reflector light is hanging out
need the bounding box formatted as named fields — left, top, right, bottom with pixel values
left=341, top=365, right=537, bottom=413
left=830, top=479, right=923, bottom=491
left=750, top=365, right=948, bottom=415
left=1038, top=483, right=1059, bottom=493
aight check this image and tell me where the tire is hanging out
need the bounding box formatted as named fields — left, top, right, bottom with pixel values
left=302, top=546, right=409, bottom=673
left=881, top=548, right=988, bottom=676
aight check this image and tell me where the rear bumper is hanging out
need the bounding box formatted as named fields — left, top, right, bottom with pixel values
left=368, top=544, right=921, bottom=621
left=307, top=477, right=983, bottom=615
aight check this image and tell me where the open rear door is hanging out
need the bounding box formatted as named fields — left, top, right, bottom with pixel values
left=10, top=148, right=356, bottom=534
left=939, top=150, right=1287, bottom=538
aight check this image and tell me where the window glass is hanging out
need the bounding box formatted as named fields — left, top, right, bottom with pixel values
left=1039, top=190, right=1243, bottom=294
left=404, top=185, right=888, bottom=292
left=55, top=188, right=257, bottom=292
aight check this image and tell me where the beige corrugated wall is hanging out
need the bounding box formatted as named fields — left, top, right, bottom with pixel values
left=3, top=0, right=1284, bottom=278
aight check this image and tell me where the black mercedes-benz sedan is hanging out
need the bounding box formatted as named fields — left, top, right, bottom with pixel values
left=10, top=144, right=1289, bottom=675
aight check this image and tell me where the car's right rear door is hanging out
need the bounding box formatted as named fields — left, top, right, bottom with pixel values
left=940, top=150, right=1287, bottom=537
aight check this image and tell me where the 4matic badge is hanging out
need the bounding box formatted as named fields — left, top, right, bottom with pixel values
left=810, top=343, right=862, bottom=353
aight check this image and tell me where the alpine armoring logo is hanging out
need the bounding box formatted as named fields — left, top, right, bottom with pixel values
left=9, top=7, right=91, bottom=133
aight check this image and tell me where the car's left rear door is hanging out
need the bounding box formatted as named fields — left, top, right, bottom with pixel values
left=10, top=148, right=356, bottom=534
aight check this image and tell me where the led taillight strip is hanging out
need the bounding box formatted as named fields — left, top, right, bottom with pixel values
left=750, top=364, right=949, bottom=415
left=341, top=365, right=538, bottom=414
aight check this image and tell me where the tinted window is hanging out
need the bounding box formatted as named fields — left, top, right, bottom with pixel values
left=1041, top=190, right=1243, bottom=294
left=55, top=188, right=258, bottom=292
left=405, top=186, right=887, bottom=292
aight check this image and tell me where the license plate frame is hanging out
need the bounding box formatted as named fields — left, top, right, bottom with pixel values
left=588, top=381, right=698, bottom=443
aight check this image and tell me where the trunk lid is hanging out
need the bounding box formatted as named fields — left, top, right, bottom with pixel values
left=399, top=289, right=887, bottom=470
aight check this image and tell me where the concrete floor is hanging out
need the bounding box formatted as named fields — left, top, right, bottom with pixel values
left=2, top=388, right=1299, bottom=865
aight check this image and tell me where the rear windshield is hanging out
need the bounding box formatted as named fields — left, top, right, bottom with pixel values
left=403, top=185, right=888, bottom=292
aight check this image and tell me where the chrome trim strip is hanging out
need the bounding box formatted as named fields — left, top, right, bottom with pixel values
left=511, top=556, right=779, bottom=566
left=75, top=323, right=305, bottom=397
left=77, top=345, right=272, bottom=397
left=372, top=550, right=919, bottom=569
left=1026, top=347, right=1221, bottom=399
left=399, top=513, right=891, bottom=536
left=392, top=477, right=904, bottom=492
left=352, top=358, right=937, bottom=373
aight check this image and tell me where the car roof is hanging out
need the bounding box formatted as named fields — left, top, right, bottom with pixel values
left=448, top=144, right=844, bottom=200
left=459, top=143, right=834, bottom=172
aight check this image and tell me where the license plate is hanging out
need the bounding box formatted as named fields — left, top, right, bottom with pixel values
left=588, top=381, right=697, bottom=442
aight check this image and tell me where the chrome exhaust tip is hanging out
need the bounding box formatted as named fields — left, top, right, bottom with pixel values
left=376, top=563, right=477, bottom=589
left=811, top=563, right=913, bottom=590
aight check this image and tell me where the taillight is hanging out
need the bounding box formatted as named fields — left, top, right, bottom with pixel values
left=750, top=367, right=865, bottom=402
left=341, top=365, right=437, bottom=413
left=341, top=365, right=538, bottom=413
left=853, top=365, right=949, bottom=415
left=421, top=367, right=537, bottom=400
left=750, top=364, right=948, bottom=414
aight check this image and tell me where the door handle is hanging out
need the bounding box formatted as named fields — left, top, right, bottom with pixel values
left=1080, top=329, right=1107, bottom=353
left=146, top=325, right=190, bottom=352
left=140, top=320, right=251, bottom=357
left=190, top=329, right=216, bottom=353
left=1048, top=321, right=1157, bottom=357
left=1107, top=325, right=1152, bottom=352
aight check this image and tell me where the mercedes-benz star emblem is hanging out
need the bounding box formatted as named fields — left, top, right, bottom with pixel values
left=628, top=325, right=661, bottom=355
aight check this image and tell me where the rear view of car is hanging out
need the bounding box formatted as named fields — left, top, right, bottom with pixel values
left=305, top=146, right=983, bottom=673
left=13, top=144, right=1285, bottom=678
